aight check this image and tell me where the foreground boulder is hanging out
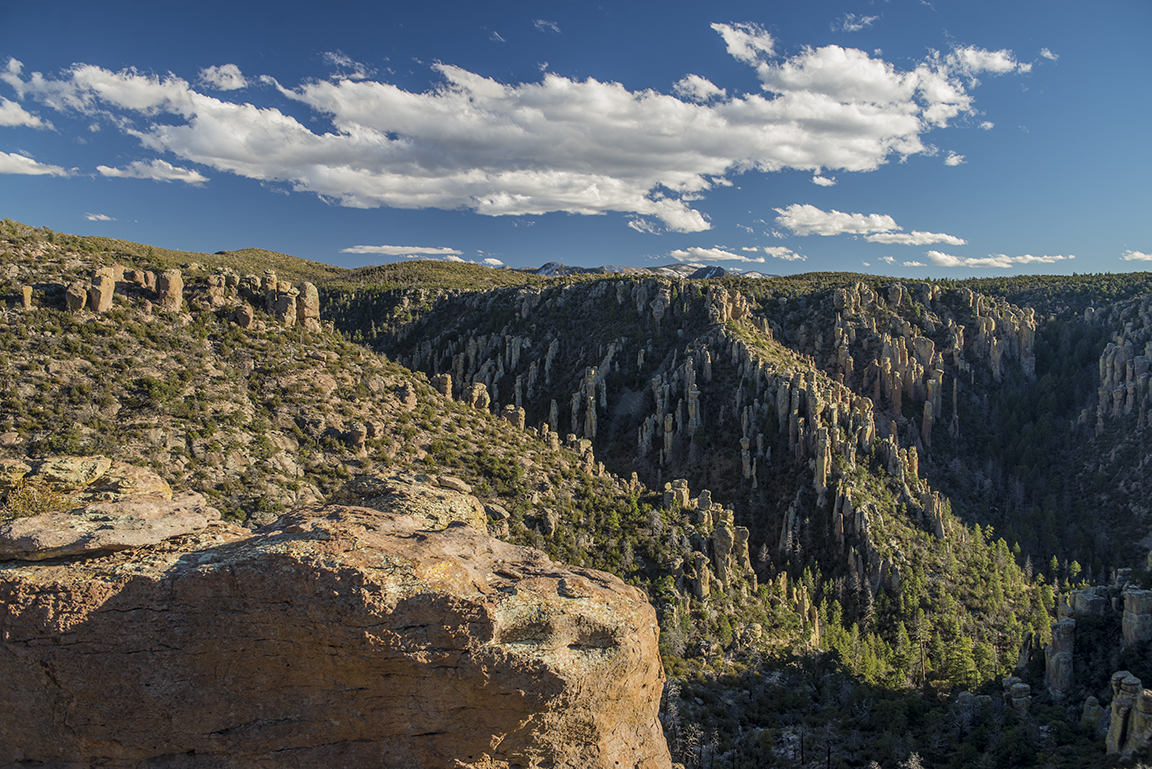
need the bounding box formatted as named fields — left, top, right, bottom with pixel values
left=0, top=504, right=671, bottom=769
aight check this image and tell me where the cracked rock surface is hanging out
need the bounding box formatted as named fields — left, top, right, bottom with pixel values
left=0, top=504, right=671, bottom=769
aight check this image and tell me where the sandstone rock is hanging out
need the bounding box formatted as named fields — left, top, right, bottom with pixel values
left=77, top=461, right=172, bottom=502
left=65, top=280, right=87, bottom=312
left=20, top=285, right=32, bottom=309
left=1108, top=671, right=1149, bottom=756
left=155, top=269, right=184, bottom=312
left=33, top=455, right=113, bottom=489
left=273, top=281, right=299, bottom=326
left=438, top=475, right=472, bottom=493
left=1123, top=589, right=1152, bottom=645
left=1044, top=617, right=1074, bottom=699
left=0, top=432, right=20, bottom=448
left=296, top=281, right=321, bottom=332
left=333, top=472, right=487, bottom=530
left=1082, top=696, right=1106, bottom=730
left=0, top=460, right=33, bottom=494
left=0, top=491, right=220, bottom=561
left=0, top=505, right=671, bottom=769
left=233, top=302, right=254, bottom=328
left=88, top=272, right=115, bottom=313
left=467, top=382, right=491, bottom=411
left=432, top=373, right=453, bottom=399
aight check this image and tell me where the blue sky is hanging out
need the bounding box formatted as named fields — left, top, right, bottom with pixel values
left=1, top=0, right=1149, bottom=277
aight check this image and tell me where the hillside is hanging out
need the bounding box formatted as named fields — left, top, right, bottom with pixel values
left=2, top=219, right=1151, bottom=767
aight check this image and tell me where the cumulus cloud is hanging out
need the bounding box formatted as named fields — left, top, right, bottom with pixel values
left=764, top=246, right=806, bottom=261
left=811, top=174, right=836, bottom=186
left=85, top=212, right=114, bottom=221
left=670, top=247, right=765, bottom=263
left=926, top=250, right=1074, bottom=268
left=944, top=151, right=965, bottom=166
left=673, top=74, right=726, bottom=102
left=775, top=204, right=897, bottom=236
left=483, top=257, right=504, bottom=266
left=834, top=13, right=879, bottom=33
left=533, top=20, right=560, bottom=33
left=97, top=159, right=208, bottom=184
left=340, top=244, right=463, bottom=257
left=198, top=64, right=247, bottom=90
left=903, top=260, right=926, bottom=266
left=979, top=121, right=994, bottom=130
left=3, top=30, right=1028, bottom=231
left=0, top=96, right=51, bottom=128
left=0, top=150, right=69, bottom=176
left=865, top=230, right=966, bottom=245
left=1040, top=48, right=1058, bottom=61
left=444, top=254, right=465, bottom=262
left=1121, top=250, right=1152, bottom=262
left=879, top=256, right=895, bottom=264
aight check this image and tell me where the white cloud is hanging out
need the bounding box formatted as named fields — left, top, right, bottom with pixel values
left=0, top=150, right=69, bottom=176
left=198, top=64, right=247, bottom=91
left=944, top=151, right=965, bottom=166
left=861, top=261, right=871, bottom=267
left=85, top=212, right=114, bottom=221
left=1121, top=250, right=1152, bottom=262
left=483, top=257, right=504, bottom=266
left=533, top=20, right=560, bottom=33
left=490, top=31, right=505, bottom=43
left=764, top=246, right=806, bottom=261
left=865, top=230, right=966, bottom=245
left=1040, top=48, right=1058, bottom=61
left=670, top=247, right=765, bottom=263
left=926, top=250, right=1075, bottom=268
left=444, top=254, right=465, bottom=262
left=879, top=256, right=895, bottom=264
left=673, top=74, right=726, bottom=103
left=834, top=13, right=879, bottom=33
left=0, top=96, right=51, bottom=128
left=811, top=174, right=836, bottom=186
left=775, top=203, right=897, bottom=236
left=97, top=159, right=208, bottom=184
left=340, top=244, right=463, bottom=256
left=5, top=31, right=1028, bottom=232
left=710, top=22, right=775, bottom=64
left=903, top=260, right=926, bottom=266
left=627, top=218, right=660, bottom=234
left=979, top=121, right=994, bottom=130
left=322, top=52, right=374, bottom=80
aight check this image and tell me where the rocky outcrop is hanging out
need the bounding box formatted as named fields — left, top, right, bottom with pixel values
left=1106, top=671, right=1152, bottom=758
left=331, top=471, right=489, bottom=532
left=0, top=456, right=220, bottom=561
left=1044, top=617, right=1075, bottom=700
left=0, top=505, right=670, bottom=769
left=1123, top=588, right=1152, bottom=645
left=155, top=268, right=184, bottom=312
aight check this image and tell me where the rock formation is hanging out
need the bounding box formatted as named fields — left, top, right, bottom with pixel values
left=155, top=268, right=184, bottom=312
left=1106, top=671, right=1152, bottom=758
left=1044, top=617, right=1075, bottom=700
left=0, top=504, right=671, bottom=769
left=1123, top=588, right=1152, bottom=645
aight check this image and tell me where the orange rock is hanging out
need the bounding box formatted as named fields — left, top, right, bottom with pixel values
left=0, top=505, right=671, bottom=769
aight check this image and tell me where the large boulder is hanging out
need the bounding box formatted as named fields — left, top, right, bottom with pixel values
left=0, top=504, right=671, bottom=769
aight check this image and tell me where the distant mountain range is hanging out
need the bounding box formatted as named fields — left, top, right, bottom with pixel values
left=522, top=261, right=775, bottom=280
